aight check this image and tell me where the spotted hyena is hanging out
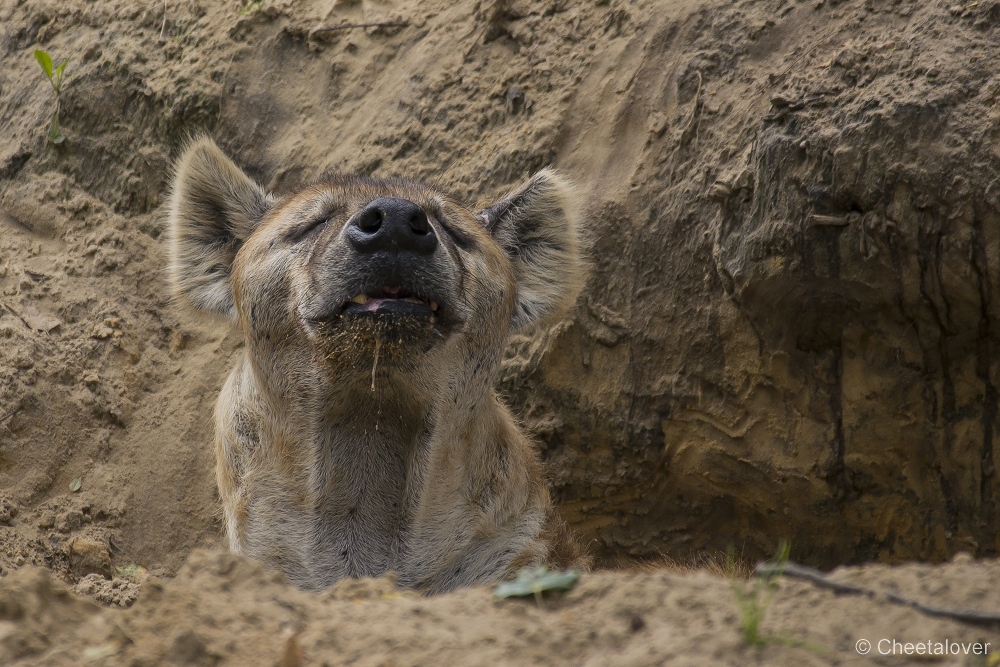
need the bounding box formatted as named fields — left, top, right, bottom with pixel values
left=166, top=138, right=586, bottom=592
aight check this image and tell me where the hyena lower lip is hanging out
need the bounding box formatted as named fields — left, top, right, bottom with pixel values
left=338, top=288, right=441, bottom=320
left=341, top=298, right=435, bottom=319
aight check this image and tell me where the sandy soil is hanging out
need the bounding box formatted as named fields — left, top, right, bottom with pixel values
left=2, top=0, right=1000, bottom=664
left=3, top=549, right=1000, bottom=666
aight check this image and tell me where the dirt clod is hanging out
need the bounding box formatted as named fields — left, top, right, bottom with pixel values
left=0, top=496, right=17, bottom=526
left=72, top=573, right=140, bottom=608
left=68, top=537, right=111, bottom=579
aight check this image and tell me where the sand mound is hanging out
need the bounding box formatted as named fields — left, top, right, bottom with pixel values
left=3, top=549, right=999, bottom=666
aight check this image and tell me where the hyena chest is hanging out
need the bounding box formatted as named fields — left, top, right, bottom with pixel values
left=237, top=413, right=426, bottom=589
left=243, top=489, right=409, bottom=590
left=309, top=495, right=409, bottom=582
left=299, top=443, right=416, bottom=588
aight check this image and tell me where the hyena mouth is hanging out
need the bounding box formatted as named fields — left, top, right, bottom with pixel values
left=340, top=286, right=440, bottom=322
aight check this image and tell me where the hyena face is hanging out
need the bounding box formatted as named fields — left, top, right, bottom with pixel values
left=169, top=139, right=583, bottom=384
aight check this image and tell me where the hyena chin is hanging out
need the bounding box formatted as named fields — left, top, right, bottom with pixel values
left=167, top=137, right=588, bottom=593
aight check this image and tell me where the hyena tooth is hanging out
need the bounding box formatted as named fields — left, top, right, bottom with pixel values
left=430, top=300, right=439, bottom=311
left=351, top=294, right=368, bottom=304
left=429, top=316, right=436, bottom=324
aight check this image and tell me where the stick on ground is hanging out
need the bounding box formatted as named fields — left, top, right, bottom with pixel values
left=756, top=561, right=1000, bottom=627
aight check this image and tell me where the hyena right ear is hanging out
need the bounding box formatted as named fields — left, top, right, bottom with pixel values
left=167, top=137, right=273, bottom=317
left=480, top=169, right=586, bottom=331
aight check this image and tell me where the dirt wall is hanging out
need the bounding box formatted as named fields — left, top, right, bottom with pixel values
left=2, top=0, right=1000, bottom=580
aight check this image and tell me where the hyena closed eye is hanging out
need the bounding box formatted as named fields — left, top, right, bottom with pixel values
left=166, top=138, right=587, bottom=593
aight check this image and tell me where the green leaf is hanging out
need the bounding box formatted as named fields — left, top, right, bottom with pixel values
left=53, top=58, right=69, bottom=92
left=116, top=563, right=147, bottom=579
left=69, top=477, right=82, bottom=492
left=494, top=566, right=582, bottom=599
left=82, top=643, right=119, bottom=660
left=34, top=49, right=53, bottom=83
left=47, top=112, right=65, bottom=144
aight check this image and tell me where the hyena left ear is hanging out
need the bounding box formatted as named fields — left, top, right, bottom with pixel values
left=479, top=169, right=586, bottom=331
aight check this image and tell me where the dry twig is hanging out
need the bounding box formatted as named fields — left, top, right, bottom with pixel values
left=309, top=21, right=409, bottom=36
left=160, top=0, right=168, bottom=42
left=757, top=561, right=1000, bottom=627
left=681, top=70, right=703, bottom=138
left=0, top=206, right=35, bottom=234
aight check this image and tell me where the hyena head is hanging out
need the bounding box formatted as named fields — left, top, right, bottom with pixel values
left=167, top=138, right=584, bottom=395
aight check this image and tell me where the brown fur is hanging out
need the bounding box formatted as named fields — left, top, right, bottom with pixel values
left=166, top=138, right=587, bottom=592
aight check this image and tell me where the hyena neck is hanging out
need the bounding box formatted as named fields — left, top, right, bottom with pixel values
left=248, top=345, right=502, bottom=503
left=303, top=357, right=481, bottom=463
left=318, top=366, right=494, bottom=455
left=302, top=366, right=504, bottom=583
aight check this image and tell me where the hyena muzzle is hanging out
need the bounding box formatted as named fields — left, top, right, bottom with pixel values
left=167, top=138, right=586, bottom=592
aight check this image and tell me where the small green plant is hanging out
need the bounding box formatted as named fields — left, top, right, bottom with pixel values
left=34, top=49, right=69, bottom=144
left=728, top=540, right=790, bottom=646
left=727, top=542, right=826, bottom=653
left=238, top=0, right=265, bottom=16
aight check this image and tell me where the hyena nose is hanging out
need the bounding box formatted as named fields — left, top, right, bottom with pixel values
left=347, top=198, right=438, bottom=255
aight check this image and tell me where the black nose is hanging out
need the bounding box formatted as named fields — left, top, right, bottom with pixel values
left=346, top=198, right=437, bottom=255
